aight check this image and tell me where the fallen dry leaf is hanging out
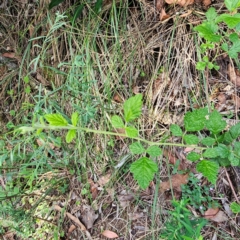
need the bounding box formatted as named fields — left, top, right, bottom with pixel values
left=101, top=230, right=119, bottom=239
left=81, top=205, right=98, bottom=229
left=203, top=0, right=211, bottom=7
left=228, top=64, right=240, bottom=86
left=113, top=92, right=123, bottom=103
left=88, top=179, right=99, bottom=200
left=2, top=52, right=16, bottom=58
left=160, top=8, right=170, bottom=21
left=118, top=191, right=135, bottom=208
left=156, top=0, right=164, bottom=11
left=160, top=174, right=189, bottom=192
left=165, top=0, right=194, bottom=7
left=204, top=208, right=228, bottom=222
left=217, top=93, right=226, bottom=105
left=98, top=173, right=111, bottom=187
left=232, top=94, right=240, bottom=109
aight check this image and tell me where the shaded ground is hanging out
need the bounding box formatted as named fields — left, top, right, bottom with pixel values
left=0, top=0, right=240, bottom=239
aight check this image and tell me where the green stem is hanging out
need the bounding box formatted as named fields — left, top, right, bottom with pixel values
left=27, top=124, right=206, bottom=150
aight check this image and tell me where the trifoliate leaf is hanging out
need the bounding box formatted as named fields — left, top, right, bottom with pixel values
left=230, top=122, right=240, bottom=139
left=146, top=146, right=162, bottom=157
left=183, top=134, right=199, bottom=145
left=203, top=148, right=219, bottom=158
left=224, top=0, right=240, bottom=12
left=201, top=137, right=215, bottom=146
left=66, top=129, right=76, bottom=143
left=184, top=108, right=208, bottom=131
left=216, top=144, right=230, bottom=158
left=206, top=110, right=226, bottom=134
left=230, top=202, right=240, bottom=214
left=216, top=13, right=240, bottom=29
left=44, top=114, right=68, bottom=126
left=125, top=127, right=138, bottom=137
left=196, top=160, right=219, bottom=184
left=186, top=152, right=201, bottom=162
left=129, top=142, right=145, bottom=154
left=111, top=115, right=125, bottom=128
left=170, top=124, right=183, bottom=136
left=71, top=112, right=79, bottom=126
left=124, top=94, right=142, bottom=122
left=130, top=157, right=158, bottom=189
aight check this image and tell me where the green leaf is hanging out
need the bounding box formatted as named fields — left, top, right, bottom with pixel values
left=183, top=134, right=199, bottom=145
left=223, top=132, right=234, bottom=144
left=194, top=23, right=221, bottom=42
left=234, top=142, right=240, bottom=156
left=186, top=152, right=201, bottom=162
left=201, top=137, right=215, bottom=146
left=203, top=148, right=219, bottom=158
left=229, top=33, right=239, bottom=43
left=230, top=202, right=240, bottom=214
left=221, top=43, right=229, bottom=52
left=196, top=62, right=207, bottom=71
left=125, top=127, right=138, bottom=137
left=206, top=7, right=218, bottom=22
left=111, top=115, right=125, bottom=128
left=66, top=129, right=76, bottom=143
left=228, top=152, right=239, bottom=166
left=49, top=0, right=65, bottom=9
left=170, top=124, right=183, bottom=136
left=130, top=157, right=158, bottom=189
left=230, top=122, right=240, bottom=139
left=44, top=114, right=68, bottom=126
left=146, top=146, right=162, bottom=157
left=216, top=13, right=240, bottom=28
left=129, top=142, right=145, bottom=154
left=71, top=112, right=79, bottom=127
left=225, top=0, right=240, bottom=12
left=206, top=110, right=226, bottom=134
left=228, top=41, right=240, bottom=59
left=196, top=160, right=219, bottom=184
left=216, top=144, right=230, bottom=158
left=124, top=94, right=143, bottom=122
left=184, top=108, right=208, bottom=132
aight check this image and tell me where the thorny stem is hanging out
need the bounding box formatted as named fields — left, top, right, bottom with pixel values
left=21, top=124, right=207, bottom=150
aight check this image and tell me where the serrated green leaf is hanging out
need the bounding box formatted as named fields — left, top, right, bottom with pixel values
left=217, top=157, right=231, bottom=167
left=186, top=152, right=201, bottom=162
left=230, top=202, right=240, bottom=214
left=124, top=94, right=142, bottom=122
left=146, top=146, right=162, bottom=157
left=111, top=115, right=125, bottom=128
left=203, top=148, right=219, bottom=158
left=216, top=144, right=230, bottom=158
left=196, top=160, right=219, bottom=184
left=196, top=61, right=207, bottom=71
left=228, top=41, right=240, bottom=59
left=223, top=132, right=234, bottom=144
left=206, top=7, right=217, bottom=22
left=125, top=127, right=138, bottom=137
left=216, top=13, right=240, bottom=28
left=225, top=0, right=240, bottom=12
left=234, top=142, right=240, bottom=156
left=228, top=152, right=239, bottom=166
left=183, top=134, right=199, bottom=145
left=44, top=114, right=68, bottom=126
left=129, top=142, right=145, bottom=154
left=230, top=122, right=240, bottom=139
left=170, top=124, right=183, bottom=136
left=206, top=110, right=226, bottom=134
left=229, top=33, right=239, bottom=43
left=194, top=23, right=221, bottom=42
left=130, top=157, right=158, bottom=189
left=184, top=108, right=208, bottom=132
left=71, top=112, right=79, bottom=127
left=221, top=43, right=229, bottom=52
left=66, top=129, right=76, bottom=143
left=201, top=137, right=215, bottom=146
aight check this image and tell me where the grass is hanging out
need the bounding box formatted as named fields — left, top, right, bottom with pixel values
left=1, top=0, right=240, bottom=239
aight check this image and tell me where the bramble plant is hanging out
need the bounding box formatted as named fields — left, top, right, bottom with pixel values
left=194, top=0, right=240, bottom=70
left=19, top=93, right=240, bottom=189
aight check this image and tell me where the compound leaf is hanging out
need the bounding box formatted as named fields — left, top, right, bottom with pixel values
left=124, top=94, right=142, bottom=122
left=44, top=114, right=68, bottom=126
left=130, top=157, right=158, bottom=189
left=196, top=160, right=219, bottom=184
